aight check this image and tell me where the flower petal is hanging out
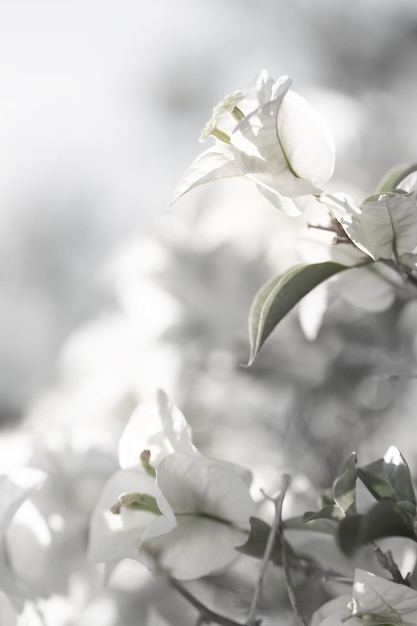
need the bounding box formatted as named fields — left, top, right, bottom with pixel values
left=141, top=516, right=248, bottom=580
left=156, top=453, right=254, bottom=527
left=278, top=90, right=335, bottom=187
left=232, top=87, right=321, bottom=200
left=0, top=468, right=46, bottom=538
left=119, top=390, right=198, bottom=469
left=168, top=144, right=242, bottom=206
left=352, top=569, right=417, bottom=621
left=88, top=468, right=175, bottom=564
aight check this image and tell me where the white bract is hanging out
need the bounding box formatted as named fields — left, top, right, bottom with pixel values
left=313, top=569, right=417, bottom=626
left=89, top=390, right=255, bottom=580
left=0, top=468, right=46, bottom=538
left=170, top=69, right=335, bottom=215
left=322, top=191, right=417, bottom=267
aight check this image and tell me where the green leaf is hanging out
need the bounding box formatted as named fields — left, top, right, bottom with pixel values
left=319, top=488, right=335, bottom=508
left=337, top=500, right=417, bottom=557
left=246, top=262, right=348, bottom=365
left=376, top=163, right=417, bottom=193
left=283, top=515, right=335, bottom=534
left=303, top=505, right=345, bottom=522
left=237, top=516, right=294, bottom=565
left=333, top=452, right=357, bottom=515
left=357, top=446, right=416, bottom=511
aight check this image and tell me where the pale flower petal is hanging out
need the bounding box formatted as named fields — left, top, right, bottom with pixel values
left=88, top=468, right=175, bottom=564
left=168, top=144, right=242, bottom=207
left=141, top=516, right=248, bottom=580
left=0, top=590, right=17, bottom=626
left=0, top=468, right=46, bottom=538
left=278, top=90, right=335, bottom=187
left=352, top=569, right=417, bottom=621
left=119, top=389, right=198, bottom=469
left=156, top=452, right=254, bottom=527
left=322, top=192, right=417, bottom=260
left=314, top=569, right=417, bottom=626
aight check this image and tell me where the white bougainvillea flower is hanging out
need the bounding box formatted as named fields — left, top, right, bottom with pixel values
left=169, top=69, right=335, bottom=215
left=139, top=452, right=255, bottom=580
left=89, top=454, right=254, bottom=580
left=89, top=392, right=255, bottom=580
left=321, top=191, right=417, bottom=263
left=88, top=467, right=176, bottom=564
left=313, top=569, right=417, bottom=626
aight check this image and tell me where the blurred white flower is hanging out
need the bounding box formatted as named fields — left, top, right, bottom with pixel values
left=0, top=467, right=47, bottom=614
left=0, top=468, right=46, bottom=538
left=0, top=589, right=17, bottom=626
left=89, top=391, right=254, bottom=580
left=170, top=70, right=335, bottom=215
left=312, top=569, right=417, bottom=626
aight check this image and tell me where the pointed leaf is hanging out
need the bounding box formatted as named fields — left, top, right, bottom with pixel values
left=357, top=446, right=416, bottom=510
left=283, top=515, right=336, bottom=534
left=333, top=452, right=357, bottom=515
left=237, top=516, right=294, bottom=564
left=376, top=163, right=417, bottom=193
left=337, top=500, right=417, bottom=557
left=383, top=446, right=416, bottom=508
left=247, top=262, right=348, bottom=365
left=303, top=505, right=345, bottom=523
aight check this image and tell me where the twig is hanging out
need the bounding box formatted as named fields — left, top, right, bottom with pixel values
left=246, top=475, right=291, bottom=626
left=276, top=477, right=308, bottom=626
left=370, top=541, right=410, bottom=586
left=169, top=578, right=245, bottom=626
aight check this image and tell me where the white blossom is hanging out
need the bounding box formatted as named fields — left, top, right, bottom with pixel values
left=170, top=70, right=335, bottom=215
left=89, top=392, right=255, bottom=580
left=313, top=569, right=417, bottom=626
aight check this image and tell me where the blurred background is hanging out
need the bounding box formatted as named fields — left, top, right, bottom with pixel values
left=1, top=0, right=417, bottom=420
left=3, top=1, right=417, bottom=623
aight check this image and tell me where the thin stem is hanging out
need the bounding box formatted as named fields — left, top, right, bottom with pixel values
left=246, top=475, right=291, bottom=626
left=370, top=541, right=410, bottom=586
left=277, top=479, right=309, bottom=626
left=170, top=578, right=245, bottom=626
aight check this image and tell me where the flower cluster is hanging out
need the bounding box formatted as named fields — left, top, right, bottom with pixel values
left=171, top=70, right=417, bottom=355
left=88, top=389, right=255, bottom=580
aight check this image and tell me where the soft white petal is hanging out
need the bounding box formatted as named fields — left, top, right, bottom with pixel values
left=141, top=516, right=247, bottom=580
left=0, top=468, right=46, bottom=538
left=88, top=468, right=174, bottom=564
left=298, top=282, right=328, bottom=340
left=232, top=91, right=321, bottom=200
left=355, top=193, right=417, bottom=259
left=311, top=595, right=351, bottom=626
left=323, top=192, right=417, bottom=260
left=254, top=182, right=303, bottom=216
left=0, top=590, right=17, bottom=626
left=353, top=569, right=417, bottom=620
left=168, top=144, right=242, bottom=206
left=278, top=90, right=335, bottom=187
left=334, top=263, right=398, bottom=312
left=156, top=453, right=254, bottom=527
left=119, top=390, right=198, bottom=469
